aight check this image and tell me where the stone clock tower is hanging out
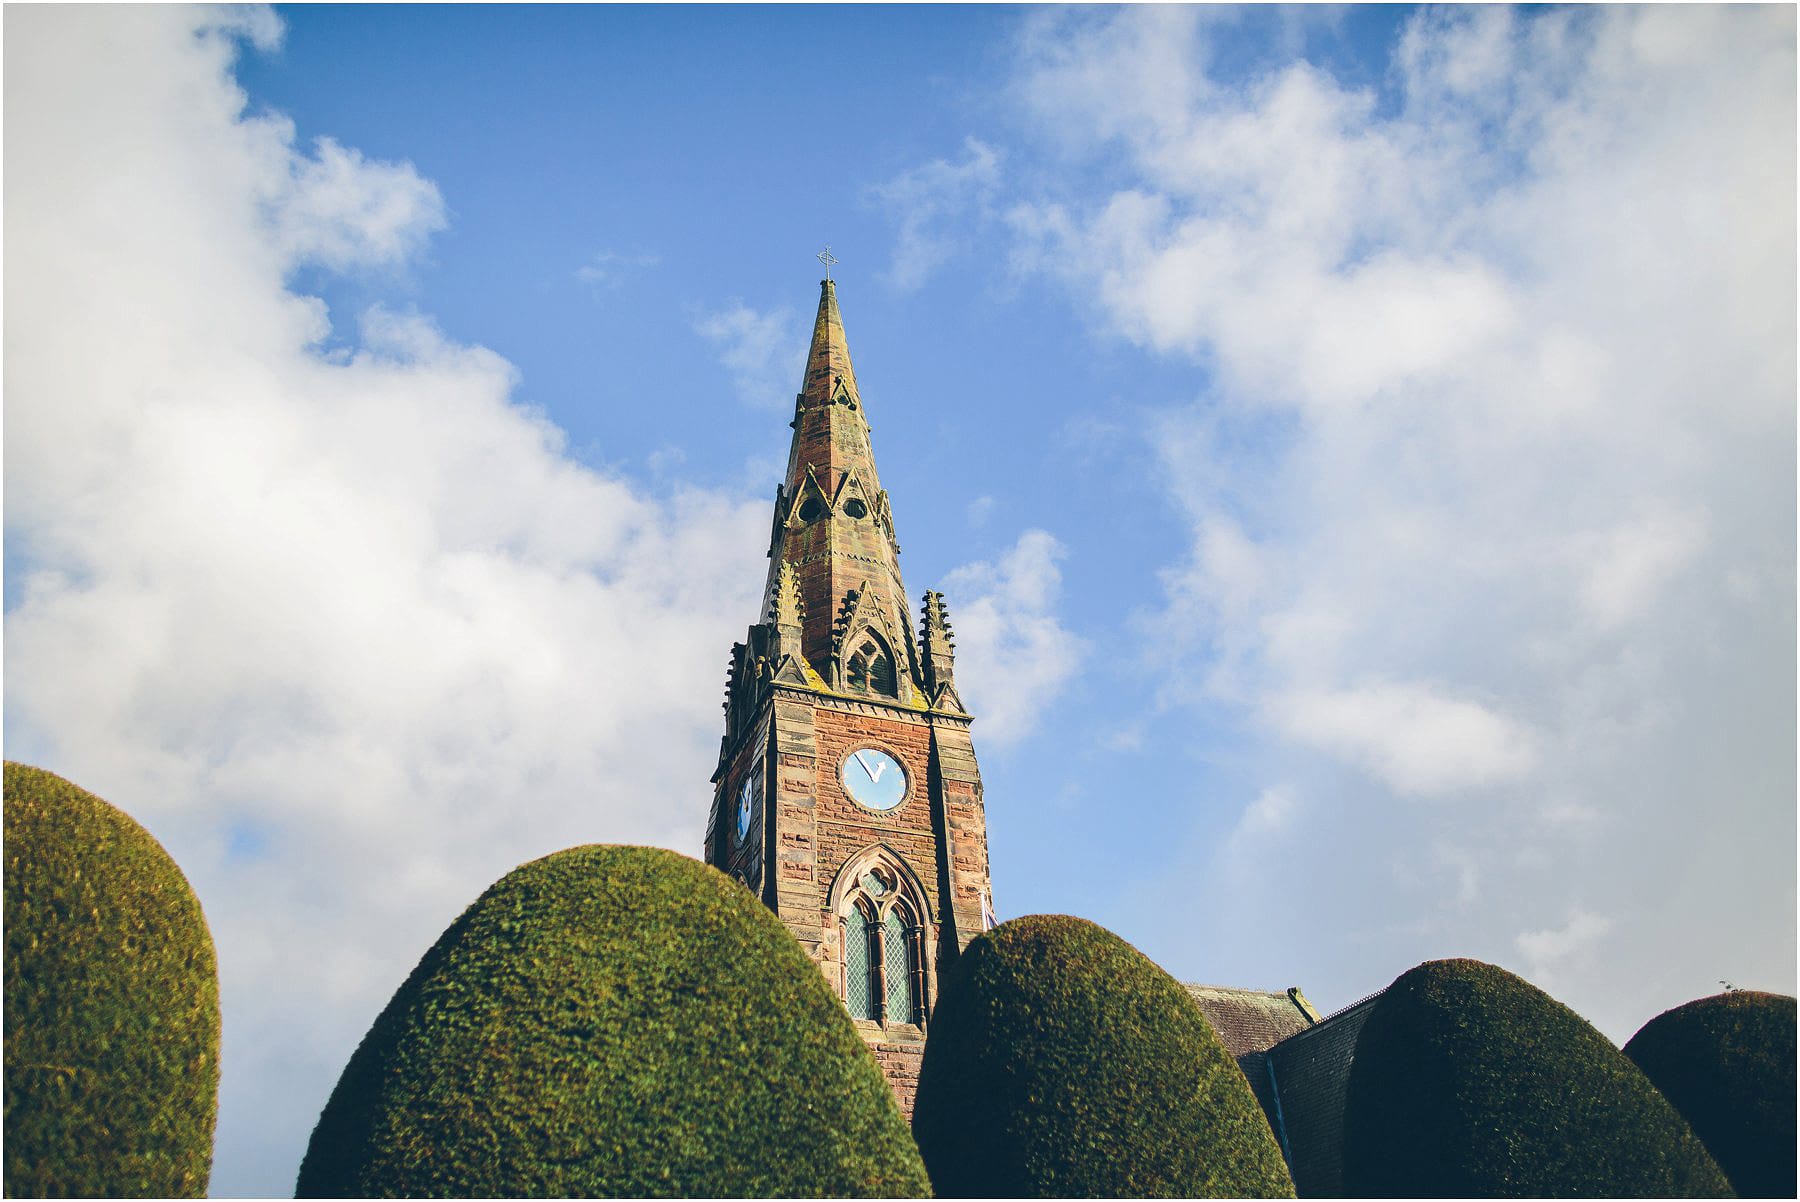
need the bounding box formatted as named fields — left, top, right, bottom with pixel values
left=705, top=278, right=993, bottom=1113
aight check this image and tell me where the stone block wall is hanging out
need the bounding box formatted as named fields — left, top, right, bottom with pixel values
left=865, top=1034, right=926, bottom=1117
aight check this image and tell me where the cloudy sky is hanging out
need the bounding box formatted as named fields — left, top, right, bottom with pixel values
left=5, top=5, right=1793, bottom=1194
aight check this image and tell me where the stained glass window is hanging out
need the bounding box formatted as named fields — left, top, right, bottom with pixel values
left=884, top=908, right=916, bottom=1023
left=844, top=913, right=875, bottom=1020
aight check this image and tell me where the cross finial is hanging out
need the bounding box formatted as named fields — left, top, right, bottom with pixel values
left=817, top=245, right=838, bottom=281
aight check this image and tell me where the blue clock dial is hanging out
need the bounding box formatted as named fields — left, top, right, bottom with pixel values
left=842, top=748, right=906, bottom=811
left=735, top=773, right=755, bottom=843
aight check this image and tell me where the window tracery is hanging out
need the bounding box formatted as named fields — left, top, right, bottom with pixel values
left=845, top=633, right=897, bottom=697
left=832, top=851, right=928, bottom=1028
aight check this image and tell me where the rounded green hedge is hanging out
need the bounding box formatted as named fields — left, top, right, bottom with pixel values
left=296, top=844, right=929, bottom=1197
left=1343, top=958, right=1731, bottom=1197
left=1624, top=990, right=1795, bottom=1198
left=3, top=761, right=220, bottom=1198
left=911, top=914, right=1293, bottom=1198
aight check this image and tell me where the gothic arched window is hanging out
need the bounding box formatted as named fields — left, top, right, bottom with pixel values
left=833, top=857, right=929, bottom=1028
left=845, top=634, right=897, bottom=697
left=884, top=903, right=921, bottom=1024
left=842, top=900, right=878, bottom=1021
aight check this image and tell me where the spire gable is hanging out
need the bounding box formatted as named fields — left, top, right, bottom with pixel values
left=828, top=584, right=916, bottom=703
left=784, top=466, right=834, bottom=530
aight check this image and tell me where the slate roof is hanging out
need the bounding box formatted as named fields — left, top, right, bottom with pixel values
left=1262, top=991, right=1385, bottom=1196
left=1181, top=983, right=1322, bottom=1147
left=1182, top=983, right=1319, bottom=1059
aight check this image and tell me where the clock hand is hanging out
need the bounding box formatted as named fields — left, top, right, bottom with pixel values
left=855, top=750, right=881, bottom=783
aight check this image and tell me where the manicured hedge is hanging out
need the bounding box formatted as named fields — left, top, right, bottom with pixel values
left=296, top=844, right=929, bottom=1197
left=1343, top=958, right=1731, bottom=1197
left=1625, top=990, right=1795, bottom=1198
left=3, top=762, right=220, bottom=1198
left=911, top=914, right=1293, bottom=1198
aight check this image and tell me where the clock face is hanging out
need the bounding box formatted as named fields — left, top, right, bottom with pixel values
left=842, top=747, right=906, bottom=812
left=735, top=772, right=756, bottom=844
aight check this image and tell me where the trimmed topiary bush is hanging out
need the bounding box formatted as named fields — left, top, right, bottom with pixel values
left=296, top=844, right=929, bottom=1197
left=4, top=762, right=220, bottom=1197
left=1343, top=958, right=1731, bottom=1197
left=1624, top=990, right=1796, bottom=1198
left=911, top=914, right=1294, bottom=1198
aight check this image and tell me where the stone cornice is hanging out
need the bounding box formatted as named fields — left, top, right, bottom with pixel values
left=768, top=680, right=974, bottom=726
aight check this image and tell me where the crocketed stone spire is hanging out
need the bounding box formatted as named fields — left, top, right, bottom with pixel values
left=764, top=280, right=913, bottom=685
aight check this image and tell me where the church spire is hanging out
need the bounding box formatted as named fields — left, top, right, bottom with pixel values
left=706, top=270, right=995, bottom=1116
left=779, top=279, right=874, bottom=504
left=801, top=278, right=861, bottom=422
left=765, top=279, right=913, bottom=693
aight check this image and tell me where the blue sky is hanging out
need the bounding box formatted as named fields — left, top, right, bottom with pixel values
left=6, top=6, right=1794, bottom=1195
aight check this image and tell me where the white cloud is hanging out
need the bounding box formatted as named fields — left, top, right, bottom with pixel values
left=1517, top=909, right=1615, bottom=966
left=1010, top=6, right=1216, bottom=155
left=1269, top=682, right=1540, bottom=798
left=1429, top=842, right=1482, bottom=908
left=1226, top=785, right=1298, bottom=852
left=979, top=5, right=1794, bottom=1032
left=577, top=248, right=659, bottom=288
left=695, top=300, right=803, bottom=410
left=1099, top=724, right=1146, bottom=754
left=940, top=530, right=1084, bottom=746
left=870, top=137, right=1001, bottom=291
left=4, top=7, right=763, bottom=1191
left=1577, top=511, right=1708, bottom=632
left=273, top=136, right=447, bottom=271
left=1516, top=909, right=1615, bottom=995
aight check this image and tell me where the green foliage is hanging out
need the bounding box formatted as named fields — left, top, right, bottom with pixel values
left=1343, top=958, right=1732, bottom=1198
left=296, top=844, right=929, bottom=1198
left=911, top=914, right=1294, bottom=1198
left=3, top=762, right=220, bottom=1198
left=1625, top=990, right=1796, bottom=1198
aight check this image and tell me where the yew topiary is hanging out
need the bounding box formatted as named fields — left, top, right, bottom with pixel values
left=296, top=844, right=929, bottom=1198
left=3, top=762, right=220, bottom=1197
left=911, top=914, right=1293, bottom=1198
left=1343, top=958, right=1731, bottom=1197
left=1625, top=990, right=1795, bottom=1198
